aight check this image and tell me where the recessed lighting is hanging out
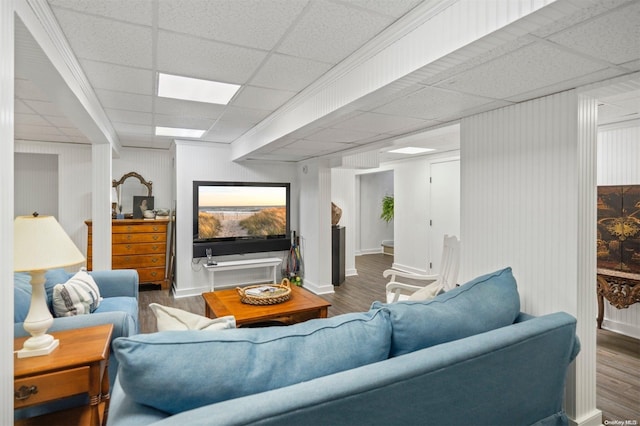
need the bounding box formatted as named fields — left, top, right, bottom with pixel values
left=155, top=126, right=205, bottom=138
left=158, top=73, right=240, bottom=105
left=388, top=147, right=435, bottom=155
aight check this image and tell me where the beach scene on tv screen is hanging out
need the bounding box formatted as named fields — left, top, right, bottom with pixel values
left=198, top=186, right=287, bottom=239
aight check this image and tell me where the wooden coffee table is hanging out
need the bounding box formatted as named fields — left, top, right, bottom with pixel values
left=202, top=285, right=331, bottom=327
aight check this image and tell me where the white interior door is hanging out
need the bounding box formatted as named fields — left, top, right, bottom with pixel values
left=429, top=160, right=460, bottom=273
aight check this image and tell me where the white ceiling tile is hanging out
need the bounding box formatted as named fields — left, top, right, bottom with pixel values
left=374, top=86, right=493, bottom=121
left=158, top=0, right=307, bottom=51
left=232, top=86, right=296, bottom=110
left=221, top=106, right=272, bottom=124
left=343, top=0, right=423, bottom=18
left=548, top=2, right=640, bottom=65
left=277, top=0, right=393, bottom=63
left=437, top=42, right=608, bottom=100
left=14, top=79, right=50, bottom=101
left=157, top=31, right=267, bottom=84
left=154, top=114, right=215, bottom=130
left=80, top=60, right=153, bottom=95
left=22, top=99, right=65, bottom=117
left=59, top=126, right=86, bottom=137
left=305, top=127, right=378, bottom=143
left=105, top=108, right=153, bottom=125
left=53, top=9, right=153, bottom=68
left=14, top=99, right=32, bottom=114
left=95, top=89, right=152, bottom=112
left=154, top=98, right=225, bottom=120
left=112, top=122, right=153, bottom=136
left=43, top=115, right=75, bottom=128
left=332, top=111, right=430, bottom=134
left=250, top=54, right=333, bottom=92
left=49, top=0, right=152, bottom=26
left=120, top=134, right=173, bottom=149
left=15, top=123, right=62, bottom=135
left=204, top=120, right=252, bottom=142
left=15, top=113, right=50, bottom=126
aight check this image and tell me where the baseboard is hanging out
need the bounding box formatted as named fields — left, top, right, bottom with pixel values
left=172, top=285, right=209, bottom=298
left=601, top=319, right=640, bottom=340
left=303, top=279, right=335, bottom=295
left=359, top=247, right=383, bottom=255
left=346, top=268, right=357, bottom=277
left=391, top=262, right=428, bottom=275
left=568, top=408, right=602, bottom=426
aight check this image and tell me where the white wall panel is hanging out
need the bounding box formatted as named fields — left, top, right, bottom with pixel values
left=15, top=140, right=92, bottom=262
left=461, top=91, right=600, bottom=425
left=113, top=147, right=173, bottom=212
left=14, top=152, right=58, bottom=217
left=597, top=124, right=640, bottom=338
left=0, top=1, right=14, bottom=421
left=173, top=141, right=298, bottom=297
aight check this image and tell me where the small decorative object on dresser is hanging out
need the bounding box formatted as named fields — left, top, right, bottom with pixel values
left=85, top=218, right=169, bottom=289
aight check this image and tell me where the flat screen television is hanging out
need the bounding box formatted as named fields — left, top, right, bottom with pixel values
left=193, top=181, right=291, bottom=257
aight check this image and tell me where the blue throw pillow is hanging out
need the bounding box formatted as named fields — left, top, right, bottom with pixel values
left=113, top=308, right=392, bottom=414
left=371, top=267, right=520, bottom=357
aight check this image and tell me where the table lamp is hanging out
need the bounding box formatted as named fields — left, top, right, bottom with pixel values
left=14, top=214, right=86, bottom=358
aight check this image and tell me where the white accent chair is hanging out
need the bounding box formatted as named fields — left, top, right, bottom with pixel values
left=383, top=235, right=460, bottom=303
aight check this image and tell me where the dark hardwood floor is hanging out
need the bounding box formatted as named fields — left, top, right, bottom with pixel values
left=138, top=253, right=639, bottom=423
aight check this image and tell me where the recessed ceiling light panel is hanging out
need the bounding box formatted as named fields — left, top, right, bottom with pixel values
left=155, top=126, right=205, bottom=138
left=388, top=147, right=435, bottom=155
left=158, top=73, right=240, bottom=105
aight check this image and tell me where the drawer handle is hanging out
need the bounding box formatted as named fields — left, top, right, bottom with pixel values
left=152, top=245, right=158, bottom=250
left=126, top=244, right=132, bottom=249
left=152, top=258, right=158, bottom=263
left=15, top=385, right=38, bottom=401
left=151, top=271, right=157, bottom=277
left=153, top=226, right=159, bottom=231
left=127, top=226, right=133, bottom=231
left=126, top=235, right=132, bottom=240
left=152, top=235, right=159, bottom=241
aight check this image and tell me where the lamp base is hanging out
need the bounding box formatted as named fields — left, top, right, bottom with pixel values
left=17, top=336, right=59, bottom=358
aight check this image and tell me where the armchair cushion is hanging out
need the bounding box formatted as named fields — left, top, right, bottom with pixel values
left=113, top=308, right=392, bottom=415
left=372, top=267, right=520, bottom=357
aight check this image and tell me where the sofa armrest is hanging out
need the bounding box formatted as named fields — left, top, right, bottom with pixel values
left=90, top=269, right=139, bottom=299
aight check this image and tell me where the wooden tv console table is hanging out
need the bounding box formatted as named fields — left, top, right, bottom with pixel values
left=596, top=268, right=640, bottom=329
left=203, top=257, right=282, bottom=292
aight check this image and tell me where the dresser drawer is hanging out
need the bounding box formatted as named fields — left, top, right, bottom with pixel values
left=14, top=367, right=90, bottom=409
left=138, top=267, right=166, bottom=283
left=112, top=232, right=166, bottom=244
left=112, top=223, right=167, bottom=234
left=113, top=254, right=165, bottom=269
left=112, top=242, right=166, bottom=255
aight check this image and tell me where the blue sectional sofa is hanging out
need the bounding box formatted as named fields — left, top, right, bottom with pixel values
left=107, top=268, right=580, bottom=426
left=14, top=268, right=139, bottom=420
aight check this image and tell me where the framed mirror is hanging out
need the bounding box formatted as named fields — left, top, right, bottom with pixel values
left=113, top=172, right=152, bottom=217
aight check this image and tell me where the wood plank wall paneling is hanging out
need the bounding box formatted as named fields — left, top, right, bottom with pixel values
left=597, top=125, right=640, bottom=338
left=0, top=0, right=14, bottom=422
left=460, top=90, right=600, bottom=423
left=15, top=141, right=92, bottom=259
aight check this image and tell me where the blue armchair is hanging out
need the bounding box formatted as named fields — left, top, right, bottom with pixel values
left=14, top=268, right=139, bottom=420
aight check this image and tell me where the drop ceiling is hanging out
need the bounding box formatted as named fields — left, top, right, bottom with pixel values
left=13, top=0, right=640, bottom=163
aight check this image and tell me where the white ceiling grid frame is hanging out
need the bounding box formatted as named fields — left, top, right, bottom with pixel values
left=230, top=0, right=556, bottom=161
left=15, top=0, right=120, bottom=153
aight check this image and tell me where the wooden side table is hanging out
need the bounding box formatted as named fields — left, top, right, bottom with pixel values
left=14, top=324, right=113, bottom=426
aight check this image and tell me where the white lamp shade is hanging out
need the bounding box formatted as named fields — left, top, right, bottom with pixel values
left=14, top=215, right=85, bottom=272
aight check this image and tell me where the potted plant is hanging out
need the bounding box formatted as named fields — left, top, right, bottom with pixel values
left=380, top=195, right=394, bottom=223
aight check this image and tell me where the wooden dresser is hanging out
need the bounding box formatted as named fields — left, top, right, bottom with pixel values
left=86, top=219, right=169, bottom=289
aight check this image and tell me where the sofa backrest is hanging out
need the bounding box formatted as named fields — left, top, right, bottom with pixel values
left=14, top=269, right=72, bottom=322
